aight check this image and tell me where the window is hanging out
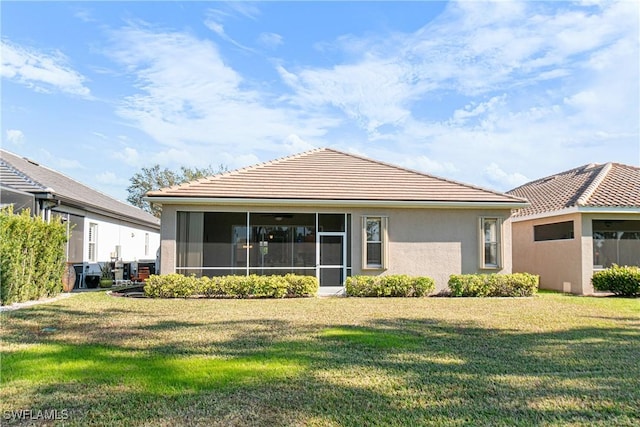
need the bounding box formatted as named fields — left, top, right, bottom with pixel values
left=534, top=221, right=574, bottom=241
left=144, top=233, right=150, bottom=256
left=593, top=220, right=640, bottom=268
left=363, top=216, right=387, bottom=269
left=88, top=223, right=98, bottom=262
left=480, top=218, right=501, bottom=268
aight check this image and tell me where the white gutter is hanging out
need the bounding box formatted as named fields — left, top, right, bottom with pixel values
left=144, top=196, right=528, bottom=210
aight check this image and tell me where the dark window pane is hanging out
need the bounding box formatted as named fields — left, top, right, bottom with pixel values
left=320, top=268, right=343, bottom=287
left=367, top=242, right=382, bottom=266
left=534, top=221, right=574, bottom=241
left=484, top=243, right=498, bottom=266
left=319, top=214, right=345, bottom=232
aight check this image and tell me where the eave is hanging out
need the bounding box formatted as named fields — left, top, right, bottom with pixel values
left=511, top=206, right=640, bottom=222
left=144, top=196, right=529, bottom=210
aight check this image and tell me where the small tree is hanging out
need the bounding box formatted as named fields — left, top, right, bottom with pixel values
left=127, top=164, right=226, bottom=217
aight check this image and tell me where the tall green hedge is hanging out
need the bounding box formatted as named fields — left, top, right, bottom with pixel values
left=0, top=207, right=68, bottom=305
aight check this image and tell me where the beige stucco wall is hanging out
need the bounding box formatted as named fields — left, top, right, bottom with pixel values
left=349, top=208, right=513, bottom=291
left=512, top=211, right=639, bottom=295
left=158, top=204, right=515, bottom=292
left=512, top=213, right=584, bottom=294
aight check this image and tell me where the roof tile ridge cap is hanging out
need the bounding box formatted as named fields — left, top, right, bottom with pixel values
left=0, top=154, right=52, bottom=192
left=327, top=148, right=526, bottom=202
left=577, top=163, right=611, bottom=206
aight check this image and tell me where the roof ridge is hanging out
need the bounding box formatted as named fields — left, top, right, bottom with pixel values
left=577, top=162, right=612, bottom=206
left=0, top=156, right=50, bottom=192
left=326, top=147, right=525, bottom=202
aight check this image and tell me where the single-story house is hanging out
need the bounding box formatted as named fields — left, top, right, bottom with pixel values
left=146, top=148, right=528, bottom=295
left=508, top=162, right=640, bottom=295
left=1, top=149, right=161, bottom=288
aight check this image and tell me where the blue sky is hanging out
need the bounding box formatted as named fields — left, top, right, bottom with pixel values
left=2, top=1, right=639, bottom=202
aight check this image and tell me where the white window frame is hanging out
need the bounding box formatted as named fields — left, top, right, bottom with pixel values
left=479, top=217, right=501, bottom=269
left=362, top=216, right=388, bottom=270
left=88, top=222, right=98, bottom=262
left=144, top=232, right=150, bottom=256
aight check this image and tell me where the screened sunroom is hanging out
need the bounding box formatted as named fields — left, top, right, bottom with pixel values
left=176, top=212, right=351, bottom=287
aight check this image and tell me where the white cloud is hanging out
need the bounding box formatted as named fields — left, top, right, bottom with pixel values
left=257, top=32, right=283, bottom=50
left=283, top=134, right=316, bottom=154
left=275, top=1, right=637, bottom=189
left=95, top=171, right=127, bottom=185
left=73, top=8, right=95, bottom=23
left=113, top=147, right=141, bottom=167
left=204, top=8, right=257, bottom=52
left=37, top=149, right=84, bottom=170
left=402, top=155, right=458, bottom=176
left=279, top=60, right=418, bottom=135
left=98, top=2, right=636, bottom=188
left=106, top=25, right=338, bottom=163
left=6, top=129, right=25, bottom=145
left=483, top=163, right=529, bottom=189
left=1, top=39, right=91, bottom=97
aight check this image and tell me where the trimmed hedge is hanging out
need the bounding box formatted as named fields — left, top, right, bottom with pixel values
left=345, top=275, right=435, bottom=297
left=448, top=273, right=539, bottom=297
left=144, top=273, right=318, bottom=298
left=592, top=264, right=640, bottom=297
left=0, top=207, right=67, bottom=305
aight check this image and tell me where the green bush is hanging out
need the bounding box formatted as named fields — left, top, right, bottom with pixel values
left=0, top=207, right=67, bottom=305
left=448, top=273, right=539, bottom=297
left=284, top=274, right=318, bottom=297
left=144, top=273, right=318, bottom=298
left=345, top=274, right=435, bottom=297
left=592, top=265, right=640, bottom=297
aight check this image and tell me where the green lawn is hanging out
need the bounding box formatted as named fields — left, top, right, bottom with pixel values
left=1, top=292, right=638, bottom=426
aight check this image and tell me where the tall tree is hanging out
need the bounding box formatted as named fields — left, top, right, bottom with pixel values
left=127, top=164, right=226, bottom=217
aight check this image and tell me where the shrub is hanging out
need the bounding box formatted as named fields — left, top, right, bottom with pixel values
left=144, top=273, right=318, bottom=298
left=592, top=265, right=640, bottom=297
left=284, top=274, right=318, bottom=297
left=0, top=207, right=67, bottom=305
left=144, top=273, right=196, bottom=298
left=448, top=273, right=539, bottom=297
left=345, top=275, right=435, bottom=297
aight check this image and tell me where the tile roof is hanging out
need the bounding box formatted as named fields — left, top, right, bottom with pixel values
left=508, top=162, right=640, bottom=217
left=1, top=149, right=159, bottom=228
left=148, top=148, right=525, bottom=205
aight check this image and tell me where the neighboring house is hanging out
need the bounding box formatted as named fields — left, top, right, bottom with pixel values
left=146, top=148, right=527, bottom=295
left=508, top=163, right=640, bottom=295
left=1, top=149, right=161, bottom=288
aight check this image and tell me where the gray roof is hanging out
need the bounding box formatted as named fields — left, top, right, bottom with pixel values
left=149, top=148, right=526, bottom=206
left=1, top=149, right=159, bottom=228
left=508, top=162, right=640, bottom=217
